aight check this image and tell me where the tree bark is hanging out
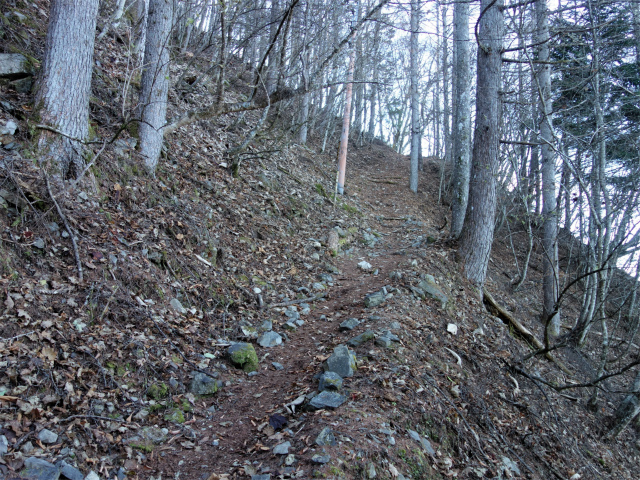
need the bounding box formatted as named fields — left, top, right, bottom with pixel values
left=449, top=0, right=471, bottom=238
left=536, top=0, right=560, bottom=338
left=409, top=0, right=421, bottom=193
left=36, top=0, right=100, bottom=183
left=457, top=0, right=504, bottom=287
left=138, top=0, right=173, bottom=173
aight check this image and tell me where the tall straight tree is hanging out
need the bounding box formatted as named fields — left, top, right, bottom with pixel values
left=457, top=0, right=504, bottom=286
left=535, top=0, right=560, bottom=337
left=36, top=0, right=100, bottom=182
left=409, top=0, right=421, bottom=193
left=138, top=0, right=173, bottom=173
left=449, top=0, right=471, bottom=238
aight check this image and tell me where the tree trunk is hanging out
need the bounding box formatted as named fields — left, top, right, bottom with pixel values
left=138, top=0, right=173, bottom=173
left=449, top=0, right=470, bottom=238
left=36, top=0, right=100, bottom=182
left=337, top=46, right=356, bottom=195
left=135, top=0, right=150, bottom=64
left=409, top=0, right=420, bottom=193
left=457, top=0, right=503, bottom=287
left=536, top=0, right=560, bottom=338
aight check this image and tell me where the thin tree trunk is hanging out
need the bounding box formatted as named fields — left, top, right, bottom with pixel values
left=409, top=0, right=420, bottom=193
left=457, top=0, right=504, bottom=287
left=449, top=0, right=471, bottom=238
left=337, top=45, right=356, bottom=195
left=138, top=0, right=173, bottom=173
left=36, top=0, right=100, bottom=182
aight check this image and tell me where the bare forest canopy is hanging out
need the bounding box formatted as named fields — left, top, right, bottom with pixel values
left=2, top=0, right=640, bottom=478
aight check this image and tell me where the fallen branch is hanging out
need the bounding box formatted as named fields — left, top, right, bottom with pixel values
left=367, top=179, right=398, bottom=185
left=483, top=288, right=571, bottom=374
left=44, top=173, right=83, bottom=282
left=268, top=293, right=325, bottom=308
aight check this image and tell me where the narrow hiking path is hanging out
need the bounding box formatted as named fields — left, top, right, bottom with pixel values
left=151, top=152, right=458, bottom=479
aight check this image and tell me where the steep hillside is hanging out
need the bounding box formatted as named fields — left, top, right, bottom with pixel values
left=1, top=3, right=639, bottom=480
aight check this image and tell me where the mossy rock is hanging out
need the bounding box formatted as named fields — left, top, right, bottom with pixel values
left=228, top=342, right=259, bottom=372
left=164, top=409, right=185, bottom=424
left=147, top=382, right=169, bottom=400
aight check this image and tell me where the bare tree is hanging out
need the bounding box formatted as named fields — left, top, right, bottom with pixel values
left=457, top=0, right=504, bottom=287
left=138, top=0, right=174, bottom=173
left=36, top=0, right=100, bottom=183
left=409, top=0, right=420, bottom=193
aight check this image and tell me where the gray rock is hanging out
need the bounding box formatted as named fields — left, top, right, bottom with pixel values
left=319, top=372, right=343, bottom=391
left=22, top=457, right=61, bottom=480
left=417, top=279, right=448, bottom=306
left=59, top=461, right=83, bottom=480
left=272, top=441, right=291, bottom=455
left=381, top=330, right=400, bottom=342
left=375, top=336, right=392, bottom=348
left=0, top=435, right=7, bottom=456
left=299, top=303, right=311, bottom=315
left=1, top=120, right=17, bottom=136
left=315, top=427, right=336, bottom=446
left=294, top=319, right=305, bottom=327
left=324, top=345, right=357, bottom=377
left=258, top=331, right=283, bottom=348
left=190, top=371, right=222, bottom=395
left=408, top=430, right=435, bottom=455
left=284, top=454, right=296, bottom=466
left=241, top=325, right=259, bottom=338
left=84, top=472, right=100, bottom=480
left=0, top=54, right=34, bottom=80
left=260, top=320, right=273, bottom=331
left=282, top=321, right=297, bottom=331
left=312, top=282, right=326, bottom=291
left=21, top=441, right=34, bottom=454
left=501, top=456, right=521, bottom=476
left=285, top=308, right=300, bottom=320
left=367, top=462, right=377, bottom=478
left=251, top=475, right=271, bottom=480
left=339, top=318, right=360, bottom=331
left=228, top=343, right=259, bottom=372
left=11, top=76, right=33, bottom=93
left=389, top=321, right=402, bottom=330
left=170, top=298, right=187, bottom=314
left=126, top=426, right=168, bottom=445
left=347, top=330, right=375, bottom=347
left=364, top=291, right=386, bottom=308
left=311, top=454, right=331, bottom=464
left=33, top=238, right=45, bottom=249
left=38, top=428, right=58, bottom=444
left=272, top=362, right=284, bottom=370
left=318, top=273, right=333, bottom=282
left=309, top=391, right=346, bottom=410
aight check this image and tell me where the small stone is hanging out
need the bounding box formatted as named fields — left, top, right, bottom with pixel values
left=272, top=441, right=291, bottom=455
left=21, top=441, right=34, bottom=454
left=22, top=457, right=60, bottom=480
left=388, top=436, right=396, bottom=445
left=295, top=319, right=305, bottom=327
left=315, top=428, right=336, bottom=446
left=347, top=330, right=375, bottom=347
left=375, top=336, right=392, bottom=348
left=285, top=308, right=300, bottom=321
left=282, top=321, right=297, bottom=331
left=311, top=454, right=331, bottom=464
left=248, top=371, right=259, bottom=377
left=308, top=391, right=346, bottom=410
left=241, top=325, right=259, bottom=338
left=170, top=298, right=187, bottom=314
left=299, top=303, right=311, bottom=315
left=190, top=371, right=222, bottom=395
left=381, top=330, right=400, bottom=342
left=0, top=435, right=7, bottom=456
left=284, top=454, right=296, bottom=466
left=260, top=320, right=273, bottom=331
left=324, top=345, right=357, bottom=377
left=59, top=461, right=83, bottom=480
left=85, top=472, right=100, bottom=480
left=228, top=343, right=259, bottom=372
left=258, top=331, right=283, bottom=348
left=389, top=321, right=401, bottom=330
left=251, top=475, right=271, bottom=480
left=272, top=362, right=284, bottom=370
left=367, top=462, right=377, bottom=478
left=312, top=283, right=326, bottom=291
left=339, top=318, right=360, bottom=331
left=38, top=428, right=58, bottom=444
left=358, top=261, right=372, bottom=271
left=0, top=120, right=17, bottom=136
left=417, top=279, right=448, bottom=306
left=318, top=372, right=343, bottom=391
left=33, top=238, right=45, bottom=249
left=364, top=291, right=386, bottom=308
left=253, top=287, right=262, bottom=294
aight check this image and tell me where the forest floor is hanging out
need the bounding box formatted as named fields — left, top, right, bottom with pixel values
left=0, top=128, right=639, bottom=480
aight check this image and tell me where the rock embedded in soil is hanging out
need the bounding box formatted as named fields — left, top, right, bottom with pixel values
left=324, top=345, right=357, bottom=377
left=416, top=279, right=448, bottom=307
left=318, top=372, right=343, bottom=391
left=251, top=475, right=271, bottom=480
left=59, top=461, right=83, bottom=480
left=339, top=318, right=360, bottom=331
left=85, top=472, right=100, bottom=480
left=190, top=371, right=222, bottom=395
left=408, top=430, right=435, bottom=455
left=364, top=290, right=386, bottom=308
left=228, top=343, right=259, bottom=372
left=272, top=441, right=291, bottom=455
left=258, top=331, right=283, bottom=347
left=21, top=457, right=60, bottom=480
left=170, top=298, right=187, bottom=314
left=315, top=427, right=337, bottom=446
left=308, top=391, right=346, bottom=410
left=347, top=330, right=375, bottom=347
left=311, top=454, right=331, bottom=464
left=272, top=362, right=284, bottom=370
left=0, top=435, right=7, bottom=456
left=375, top=336, right=392, bottom=348
left=37, top=428, right=58, bottom=444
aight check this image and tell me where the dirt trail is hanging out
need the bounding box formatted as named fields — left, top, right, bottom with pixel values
left=153, top=153, right=448, bottom=479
